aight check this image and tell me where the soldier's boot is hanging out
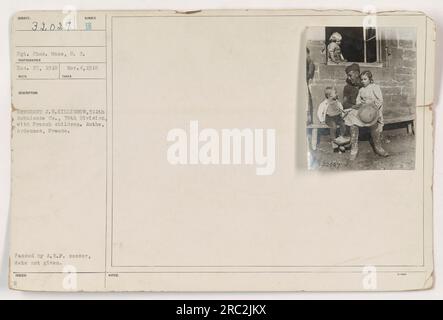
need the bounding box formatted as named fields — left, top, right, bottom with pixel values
left=371, top=127, right=389, bottom=157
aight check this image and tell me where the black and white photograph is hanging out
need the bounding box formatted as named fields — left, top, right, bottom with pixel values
left=306, top=26, right=417, bottom=170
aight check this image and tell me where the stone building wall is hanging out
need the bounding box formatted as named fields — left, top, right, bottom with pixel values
left=307, top=29, right=417, bottom=125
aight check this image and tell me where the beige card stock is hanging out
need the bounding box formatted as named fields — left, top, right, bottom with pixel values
left=9, top=10, right=435, bottom=291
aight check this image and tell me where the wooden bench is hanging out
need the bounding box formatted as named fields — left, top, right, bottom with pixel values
left=307, top=114, right=416, bottom=150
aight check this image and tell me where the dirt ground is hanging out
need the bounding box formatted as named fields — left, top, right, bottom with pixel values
left=309, top=128, right=416, bottom=170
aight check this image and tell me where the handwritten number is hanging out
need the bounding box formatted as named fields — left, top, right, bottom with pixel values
left=31, top=21, right=72, bottom=31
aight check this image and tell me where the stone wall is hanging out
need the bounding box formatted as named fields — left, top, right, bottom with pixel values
left=307, top=31, right=416, bottom=125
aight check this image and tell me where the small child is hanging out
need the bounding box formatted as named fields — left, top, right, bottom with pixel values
left=317, top=87, right=347, bottom=152
left=327, top=32, right=347, bottom=64
left=356, top=70, right=384, bottom=132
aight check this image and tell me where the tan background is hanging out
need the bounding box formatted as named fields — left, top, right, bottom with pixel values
left=8, top=10, right=434, bottom=291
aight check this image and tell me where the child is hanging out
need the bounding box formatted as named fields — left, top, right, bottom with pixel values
left=356, top=70, right=384, bottom=132
left=327, top=32, right=347, bottom=64
left=317, top=87, right=347, bottom=152
left=344, top=70, right=389, bottom=160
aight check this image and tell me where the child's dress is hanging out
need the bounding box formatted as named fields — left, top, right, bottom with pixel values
left=327, top=42, right=345, bottom=63
left=344, top=83, right=384, bottom=131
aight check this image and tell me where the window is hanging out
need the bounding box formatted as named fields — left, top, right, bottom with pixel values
left=325, top=27, right=380, bottom=64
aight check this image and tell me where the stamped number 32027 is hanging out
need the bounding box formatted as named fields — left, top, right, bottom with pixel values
left=31, top=21, right=72, bottom=31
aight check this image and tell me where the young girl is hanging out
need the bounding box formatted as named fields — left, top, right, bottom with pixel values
left=327, top=32, right=347, bottom=64
left=344, top=70, right=389, bottom=160
left=357, top=70, right=384, bottom=132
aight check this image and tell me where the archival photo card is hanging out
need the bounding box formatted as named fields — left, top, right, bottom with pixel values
left=9, top=10, right=434, bottom=292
